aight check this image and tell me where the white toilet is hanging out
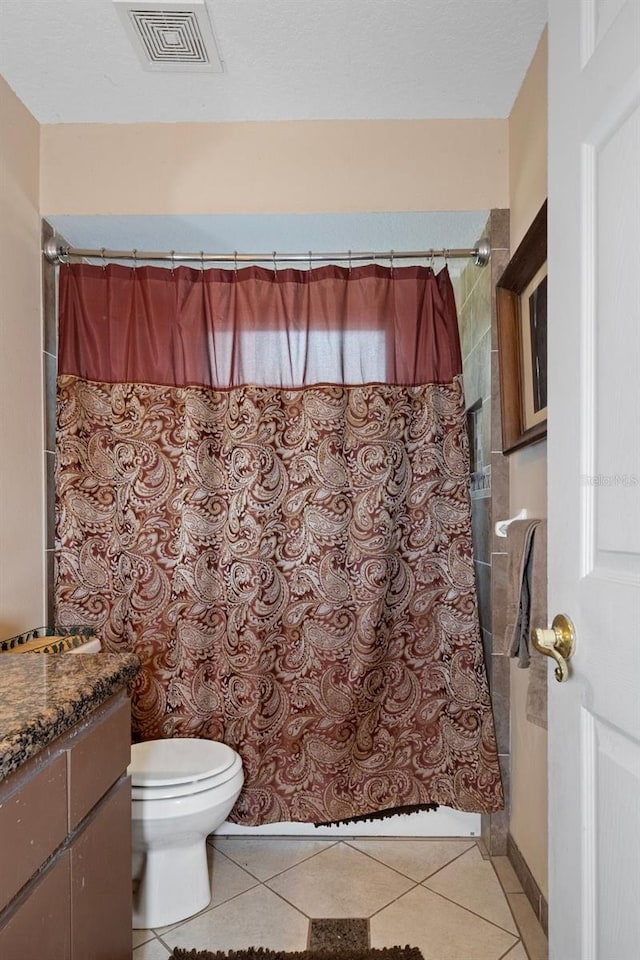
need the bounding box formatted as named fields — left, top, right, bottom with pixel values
left=129, top=737, right=244, bottom=929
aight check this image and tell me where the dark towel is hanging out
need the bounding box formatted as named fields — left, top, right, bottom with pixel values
left=503, top=518, right=548, bottom=729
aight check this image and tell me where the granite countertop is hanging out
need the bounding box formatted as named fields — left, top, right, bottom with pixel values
left=0, top=652, right=140, bottom=782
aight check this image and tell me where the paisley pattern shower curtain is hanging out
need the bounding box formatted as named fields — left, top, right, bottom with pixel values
left=55, top=261, right=503, bottom=824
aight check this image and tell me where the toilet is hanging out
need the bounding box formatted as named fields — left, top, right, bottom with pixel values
left=129, top=737, right=244, bottom=929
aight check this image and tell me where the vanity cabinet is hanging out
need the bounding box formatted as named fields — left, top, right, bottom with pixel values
left=0, top=690, right=133, bottom=960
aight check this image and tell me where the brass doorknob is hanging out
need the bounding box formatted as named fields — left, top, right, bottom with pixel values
left=532, top=614, right=576, bottom=683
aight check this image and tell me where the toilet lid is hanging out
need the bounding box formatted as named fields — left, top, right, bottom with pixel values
left=129, top=738, right=237, bottom=787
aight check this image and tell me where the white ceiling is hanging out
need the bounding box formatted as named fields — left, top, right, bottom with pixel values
left=0, top=0, right=547, bottom=124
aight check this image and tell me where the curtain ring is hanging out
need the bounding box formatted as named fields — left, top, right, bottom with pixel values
left=348, top=249, right=352, bottom=275
left=308, top=250, right=312, bottom=270
left=390, top=249, right=394, bottom=275
left=234, top=250, right=238, bottom=273
left=132, top=249, right=138, bottom=270
left=429, top=249, right=435, bottom=270
left=273, top=251, right=277, bottom=276
left=170, top=250, right=175, bottom=275
left=200, top=250, right=205, bottom=272
left=101, top=248, right=107, bottom=271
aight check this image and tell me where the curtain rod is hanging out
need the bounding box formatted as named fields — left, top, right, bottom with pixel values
left=43, top=237, right=491, bottom=268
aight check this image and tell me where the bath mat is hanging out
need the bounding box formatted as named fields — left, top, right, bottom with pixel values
left=309, top=918, right=369, bottom=952
left=168, top=949, right=424, bottom=960
left=314, top=802, right=438, bottom=828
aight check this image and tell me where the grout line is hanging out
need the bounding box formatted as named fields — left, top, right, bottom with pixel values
left=367, top=878, right=422, bottom=920
left=489, top=857, right=523, bottom=939
left=261, top=877, right=320, bottom=922
left=418, top=881, right=521, bottom=941
left=505, top=894, right=542, bottom=960
left=209, top=844, right=264, bottom=885
left=212, top=836, right=338, bottom=883
left=341, top=838, right=473, bottom=885
left=418, top=840, right=479, bottom=882
left=132, top=931, right=156, bottom=949
left=259, top=839, right=405, bottom=917
left=497, top=939, right=525, bottom=960
left=153, top=932, right=174, bottom=955
left=462, top=329, right=492, bottom=367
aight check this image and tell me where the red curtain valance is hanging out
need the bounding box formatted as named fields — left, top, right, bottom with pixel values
left=58, top=262, right=462, bottom=389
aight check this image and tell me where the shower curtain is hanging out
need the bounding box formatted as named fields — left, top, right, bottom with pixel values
left=55, top=260, right=503, bottom=825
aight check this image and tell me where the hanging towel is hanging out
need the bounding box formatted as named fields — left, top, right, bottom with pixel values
left=503, top=518, right=548, bottom=729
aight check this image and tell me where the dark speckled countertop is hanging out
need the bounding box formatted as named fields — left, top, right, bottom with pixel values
left=0, top=652, right=140, bottom=782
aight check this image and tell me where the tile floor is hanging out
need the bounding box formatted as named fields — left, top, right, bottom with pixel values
left=133, top=837, right=548, bottom=960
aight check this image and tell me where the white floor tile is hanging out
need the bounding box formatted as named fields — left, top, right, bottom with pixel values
left=423, top=846, right=518, bottom=934
left=213, top=836, right=335, bottom=881
left=209, top=846, right=261, bottom=907
left=491, top=856, right=523, bottom=894
left=502, top=942, right=529, bottom=960
left=370, top=885, right=518, bottom=960
left=507, top=893, right=548, bottom=960
left=162, top=885, right=309, bottom=954
left=266, top=841, right=414, bottom=918
left=133, top=929, right=156, bottom=948
left=346, top=838, right=475, bottom=881
left=133, top=836, right=542, bottom=960
left=132, top=937, right=171, bottom=959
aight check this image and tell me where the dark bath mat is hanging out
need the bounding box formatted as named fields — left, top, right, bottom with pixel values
left=314, top=802, right=438, bottom=828
left=309, top=918, right=369, bottom=952
left=168, top=948, right=424, bottom=960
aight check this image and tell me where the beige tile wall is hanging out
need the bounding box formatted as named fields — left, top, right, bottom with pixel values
left=455, top=209, right=510, bottom=856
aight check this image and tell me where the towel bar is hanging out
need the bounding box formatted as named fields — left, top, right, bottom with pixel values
left=495, top=509, right=528, bottom=538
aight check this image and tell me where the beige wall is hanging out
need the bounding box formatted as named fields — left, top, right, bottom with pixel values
left=509, top=29, right=548, bottom=252
left=507, top=28, right=549, bottom=898
left=0, top=76, right=45, bottom=634
left=41, top=119, right=508, bottom=214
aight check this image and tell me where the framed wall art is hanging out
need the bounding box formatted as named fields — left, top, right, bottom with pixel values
left=496, top=200, right=548, bottom=453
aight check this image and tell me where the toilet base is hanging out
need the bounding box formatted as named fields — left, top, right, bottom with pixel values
left=133, top=837, right=211, bottom=929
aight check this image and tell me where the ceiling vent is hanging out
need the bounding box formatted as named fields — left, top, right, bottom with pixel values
left=114, top=0, right=223, bottom=72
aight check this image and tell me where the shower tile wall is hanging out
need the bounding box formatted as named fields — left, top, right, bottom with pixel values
left=486, top=209, right=511, bottom=855
left=456, top=228, right=492, bottom=653
left=454, top=209, right=511, bottom=856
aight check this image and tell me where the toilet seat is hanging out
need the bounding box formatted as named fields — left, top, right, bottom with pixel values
left=129, top=738, right=241, bottom=800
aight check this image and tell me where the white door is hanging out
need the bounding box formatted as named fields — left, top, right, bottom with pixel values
left=547, top=2, right=640, bottom=958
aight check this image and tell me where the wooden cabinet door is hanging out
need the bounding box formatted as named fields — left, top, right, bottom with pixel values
left=67, top=694, right=131, bottom=829
left=70, top=777, right=132, bottom=960
left=0, top=851, right=71, bottom=960
left=0, top=752, right=67, bottom=911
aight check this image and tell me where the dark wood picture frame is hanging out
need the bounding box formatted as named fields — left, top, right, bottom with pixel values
left=496, top=200, right=548, bottom=453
